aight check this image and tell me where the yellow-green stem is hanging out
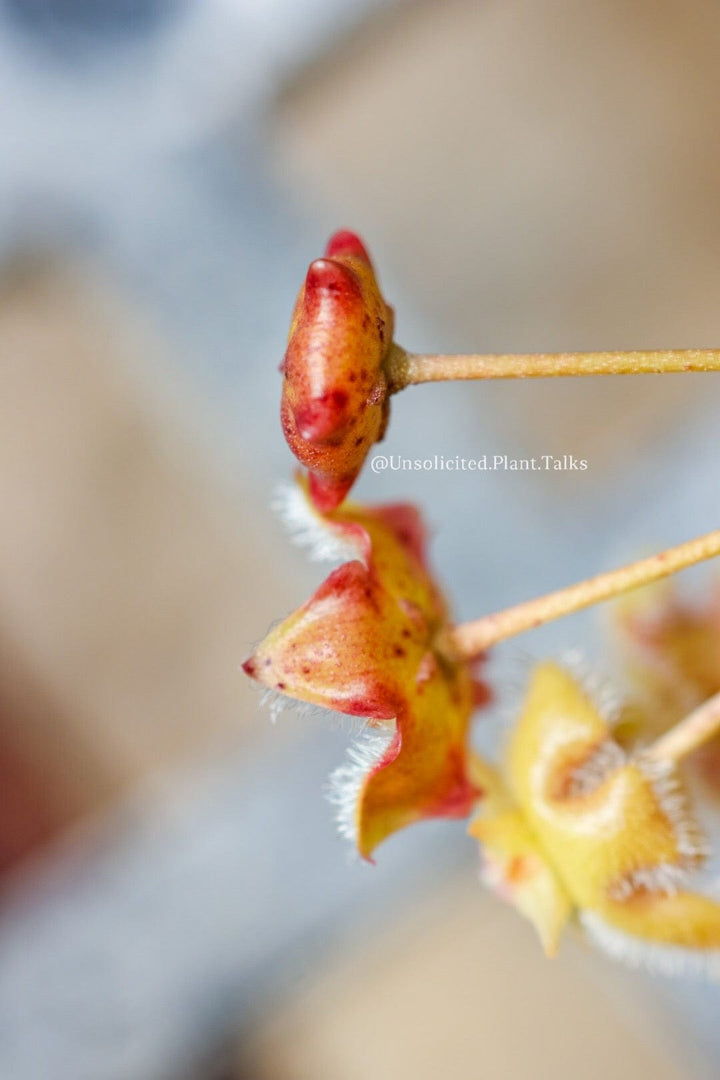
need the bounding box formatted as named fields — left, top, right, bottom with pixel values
left=388, top=347, right=720, bottom=390
left=648, top=691, right=720, bottom=765
left=452, top=529, right=720, bottom=658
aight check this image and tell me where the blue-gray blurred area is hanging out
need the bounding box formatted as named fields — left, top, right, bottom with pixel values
left=1, top=1, right=720, bottom=1078
left=5, top=0, right=175, bottom=43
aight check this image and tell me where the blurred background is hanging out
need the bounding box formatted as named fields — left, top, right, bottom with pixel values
left=2, top=0, right=720, bottom=1076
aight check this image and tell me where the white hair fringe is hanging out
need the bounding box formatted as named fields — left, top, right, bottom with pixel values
left=326, top=725, right=395, bottom=846
left=272, top=482, right=364, bottom=564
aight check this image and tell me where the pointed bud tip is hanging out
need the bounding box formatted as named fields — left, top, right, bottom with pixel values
left=242, top=657, right=258, bottom=679
left=305, top=257, right=358, bottom=298
left=325, top=229, right=370, bottom=262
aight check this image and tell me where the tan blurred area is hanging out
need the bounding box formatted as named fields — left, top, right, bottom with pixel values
left=0, top=260, right=291, bottom=868
left=250, top=882, right=685, bottom=1080
left=3, top=1, right=720, bottom=1077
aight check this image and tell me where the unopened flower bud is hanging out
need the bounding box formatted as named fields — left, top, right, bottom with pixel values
left=281, top=230, right=394, bottom=511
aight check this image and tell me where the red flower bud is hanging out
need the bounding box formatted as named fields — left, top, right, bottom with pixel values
left=281, top=231, right=394, bottom=511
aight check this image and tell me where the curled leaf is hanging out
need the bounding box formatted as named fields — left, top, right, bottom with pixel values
left=470, top=800, right=571, bottom=956
left=244, top=482, right=488, bottom=858
left=470, top=662, right=720, bottom=974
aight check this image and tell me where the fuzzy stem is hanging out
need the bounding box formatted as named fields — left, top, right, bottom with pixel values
left=648, top=691, right=720, bottom=765
left=387, top=347, right=720, bottom=391
left=452, top=529, right=720, bottom=658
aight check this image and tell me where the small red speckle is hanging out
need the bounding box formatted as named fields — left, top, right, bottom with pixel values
left=277, top=681, right=286, bottom=690
left=507, top=855, right=532, bottom=885
left=473, top=680, right=493, bottom=708
left=393, top=645, right=406, bottom=658
left=242, top=658, right=257, bottom=677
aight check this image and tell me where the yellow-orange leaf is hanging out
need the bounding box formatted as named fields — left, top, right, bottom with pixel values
left=470, top=662, right=720, bottom=974
left=244, top=483, right=489, bottom=858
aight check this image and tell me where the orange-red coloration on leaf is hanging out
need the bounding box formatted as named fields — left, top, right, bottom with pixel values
left=280, top=230, right=394, bottom=511
left=243, top=485, right=487, bottom=857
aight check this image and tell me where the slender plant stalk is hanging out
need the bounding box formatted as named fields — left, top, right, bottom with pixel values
left=452, top=529, right=720, bottom=659
left=387, top=346, right=720, bottom=391
left=648, top=691, right=720, bottom=764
